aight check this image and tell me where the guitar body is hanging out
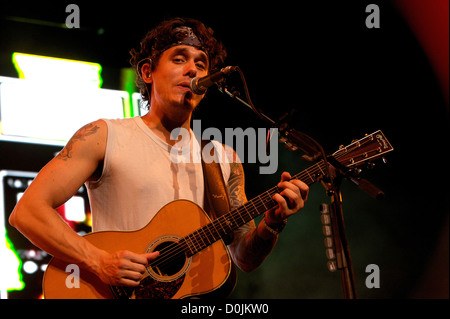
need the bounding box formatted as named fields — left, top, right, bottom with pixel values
left=43, top=200, right=233, bottom=299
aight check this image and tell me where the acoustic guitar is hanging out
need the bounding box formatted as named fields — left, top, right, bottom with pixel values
left=43, top=130, right=393, bottom=299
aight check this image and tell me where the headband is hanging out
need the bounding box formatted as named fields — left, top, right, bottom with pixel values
left=160, top=26, right=206, bottom=54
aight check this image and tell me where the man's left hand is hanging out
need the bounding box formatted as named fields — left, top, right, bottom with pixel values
left=267, top=171, right=309, bottom=224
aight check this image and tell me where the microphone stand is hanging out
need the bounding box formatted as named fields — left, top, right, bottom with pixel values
left=273, top=119, right=359, bottom=299
left=319, top=164, right=358, bottom=299
left=216, top=68, right=384, bottom=299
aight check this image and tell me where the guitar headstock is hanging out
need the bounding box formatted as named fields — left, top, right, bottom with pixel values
left=332, top=131, right=394, bottom=168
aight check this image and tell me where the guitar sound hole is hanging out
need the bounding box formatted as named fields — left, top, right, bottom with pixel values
left=148, top=240, right=187, bottom=278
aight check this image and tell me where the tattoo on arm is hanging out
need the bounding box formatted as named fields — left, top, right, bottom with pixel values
left=56, top=123, right=100, bottom=161
left=227, top=160, right=277, bottom=271
left=227, top=162, right=247, bottom=209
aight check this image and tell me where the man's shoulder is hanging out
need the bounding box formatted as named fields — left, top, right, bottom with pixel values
left=101, top=117, right=138, bottom=126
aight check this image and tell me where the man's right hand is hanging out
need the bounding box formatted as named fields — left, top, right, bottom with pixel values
left=94, top=250, right=160, bottom=287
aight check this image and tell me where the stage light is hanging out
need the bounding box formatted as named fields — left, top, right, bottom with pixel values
left=1, top=53, right=133, bottom=144
left=0, top=78, right=127, bottom=142
left=0, top=231, right=25, bottom=297
left=23, top=261, right=38, bottom=274
left=12, top=53, right=102, bottom=88
left=64, top=196, right=86, bottom=222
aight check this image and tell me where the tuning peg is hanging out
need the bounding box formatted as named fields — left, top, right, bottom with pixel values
left=381, top=157, right=387, bottom=164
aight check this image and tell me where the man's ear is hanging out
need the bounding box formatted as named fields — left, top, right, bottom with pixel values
left=141, top=63, right=152, bottom=84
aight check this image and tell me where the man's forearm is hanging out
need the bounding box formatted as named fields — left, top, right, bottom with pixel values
left=228, top=219, right=279, bottom=272
left=9, top=199, right=105, bottom=273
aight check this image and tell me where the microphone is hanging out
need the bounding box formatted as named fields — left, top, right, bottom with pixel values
left=190, top=66, right=238, bottom=95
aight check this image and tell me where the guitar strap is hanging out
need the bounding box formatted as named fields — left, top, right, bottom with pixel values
left=200, top=140, right=237, bottom=298
left=200, top=139, right=232, bottom=243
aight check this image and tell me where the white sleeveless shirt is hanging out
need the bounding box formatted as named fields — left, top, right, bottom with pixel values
left=86, top=117, right=230, bottom=232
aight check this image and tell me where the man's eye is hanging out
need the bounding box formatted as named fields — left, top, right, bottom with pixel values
left=196, top=62, right=206, bottom=70
left=173, top=57, right=185, bottom=63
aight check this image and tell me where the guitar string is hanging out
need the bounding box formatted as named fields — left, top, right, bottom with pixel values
left=144, top=136, right=379, bottom=272
left=145, top=143, right=351, bottom=267
left=145, top=168, right=315, bottom=272
left=145, top=162, right=324, bottom=271
left=144, top=139, right=374, bottom=272
left=145, top=146, right=356, bottom=271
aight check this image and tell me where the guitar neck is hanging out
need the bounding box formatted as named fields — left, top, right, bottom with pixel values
left=180, top=160, right=326, bottom=257
left=179, top=130, right=393, bottom=257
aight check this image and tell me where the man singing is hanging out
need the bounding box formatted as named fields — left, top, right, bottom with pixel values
left=9, top=17, right=309, bottom=297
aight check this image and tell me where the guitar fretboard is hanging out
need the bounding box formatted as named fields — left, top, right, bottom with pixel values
left=145, top=130, right=392, bottom=285
left=179, top=159, right=328, bottom=256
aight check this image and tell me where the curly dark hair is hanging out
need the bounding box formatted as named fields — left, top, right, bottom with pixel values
left=130, top=17, right=227, bottom=105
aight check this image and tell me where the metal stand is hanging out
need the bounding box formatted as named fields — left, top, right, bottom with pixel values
left=320, top=176, right=358, bottom=299
left=215, top=67, right=386, bottom=299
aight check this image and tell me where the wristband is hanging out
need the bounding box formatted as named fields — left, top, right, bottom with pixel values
left=263, top=215, right=287, bottom=235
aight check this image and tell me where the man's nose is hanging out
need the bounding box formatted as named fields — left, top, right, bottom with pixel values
left=184, top=60, right=197, bottom=78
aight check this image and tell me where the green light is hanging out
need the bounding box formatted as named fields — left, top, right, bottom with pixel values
left=12, top=52, right=103, bottom=88
left=120, top=68, right=138, bottom=118
left=1, top=229, right=25, bottom=292
left=9, top=53, right=139, bottom=118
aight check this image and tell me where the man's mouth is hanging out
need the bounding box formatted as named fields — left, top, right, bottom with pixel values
left=177, top=81, right=192, bottom=91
